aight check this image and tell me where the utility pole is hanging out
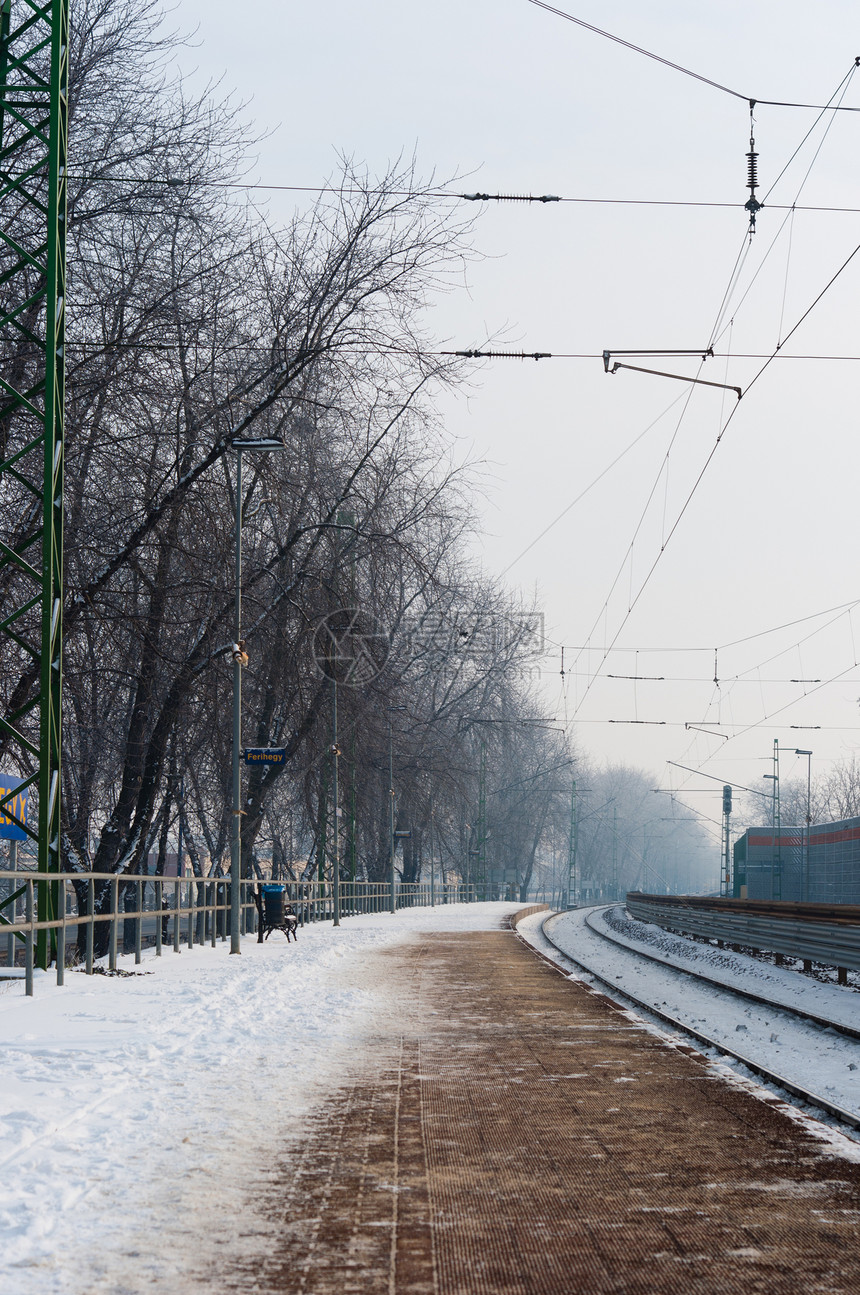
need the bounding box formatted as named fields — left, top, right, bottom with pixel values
left=612, top=805, right=618, bottom=901
left=229, top=439, right=285, bottom=954
left=464, top=823, right=470, bottom=898
left=566, top=780, right=577, bottom=909
left=316, top=764, right=328, bottom=886
left=349, top=734, right=357, bottom=884
left=773, top=739, right=782, bottom=900
left=387, top=706, right=406, bottom=914
left=336, top=508, right=357, bottom=893
left=795, top=749, right=813, bottom=901
left=763, top=739, right=782, bottom=900
left=331, top=678, right=340, bottom=926
left=477, top=740, right=487, bottom=901
left=429, top=794, right=435, bottom=907
left=721, top=784, right=732, bottom=897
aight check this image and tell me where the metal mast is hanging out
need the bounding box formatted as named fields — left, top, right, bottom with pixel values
left=612, top=805, right=618, bottom=900
left=771, top=739, right=782, bottom=900
left=566, top=780, right=577, bottom=909
left=476, top=740, right=486, bottom=900
left=331, top=677, right=340, bottom=926
left=0, top=0, right=68, bottom=968
left=721, top=785, right=732, bottom=897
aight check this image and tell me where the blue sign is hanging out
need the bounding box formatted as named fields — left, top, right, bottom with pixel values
left=243, top=748, right=286, bottom=766
left=0, top=774, right=29, bottom=841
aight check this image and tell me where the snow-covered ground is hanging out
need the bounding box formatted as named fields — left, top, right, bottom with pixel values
left=0, top=902, right=520, bottom=1295
left=540, top=906, right=860, bottom=1126
left=595, top=903, right=860, bottom=1031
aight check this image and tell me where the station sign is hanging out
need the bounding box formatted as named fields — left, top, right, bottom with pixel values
left=0, top=773, right=29, bottom=841
left=243, top=748, right=286, bottom=766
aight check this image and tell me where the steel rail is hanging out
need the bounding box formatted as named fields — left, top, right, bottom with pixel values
left=535, top=910, right=860, bottom=1135
left=583, top=905, right=860, bottom=1042
left=627, top=893, right=860, bottom=925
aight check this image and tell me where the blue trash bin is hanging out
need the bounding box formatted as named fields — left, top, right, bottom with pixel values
left=261, top=883, right=286, bottom=927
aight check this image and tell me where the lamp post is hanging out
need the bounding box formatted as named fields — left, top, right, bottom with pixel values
left=429, top=793, right=435, bottom=907
left=331, top=678, right=341, bottom=927
left=230, top=437, right=285, bottom=955
left=463, top=822, right=471, bottom=899
left=387, top=705, right=406, bottom=914
left=795, top=748, right=813, bottom=900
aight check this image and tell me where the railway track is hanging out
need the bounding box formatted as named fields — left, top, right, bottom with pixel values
left=534, top=907, right=860, bottom=1135
left=584, top=904, right=860, bottom=1041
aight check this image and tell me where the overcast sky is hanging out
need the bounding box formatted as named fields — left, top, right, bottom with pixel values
left=174, top=0, right=860, bottom=838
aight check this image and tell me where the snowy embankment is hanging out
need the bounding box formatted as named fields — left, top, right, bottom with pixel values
left=0, top=902, right=520, bottom=1294
left=540, top=906, right=860, bottom=1125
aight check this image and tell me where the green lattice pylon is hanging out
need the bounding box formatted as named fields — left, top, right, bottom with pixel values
left=0, top=0, right=68, bottom=968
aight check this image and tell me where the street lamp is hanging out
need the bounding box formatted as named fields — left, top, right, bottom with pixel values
left=387, top=705, right=407, bottom=915
left=795, top=749, right=813, bottom=900
left=230, top=437, right=286, bottom=955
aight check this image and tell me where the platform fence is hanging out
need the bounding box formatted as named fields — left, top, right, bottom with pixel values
left=0, top=870, right=476, bottom=996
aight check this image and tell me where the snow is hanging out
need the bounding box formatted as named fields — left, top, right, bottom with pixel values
left=0, top=902, right=520, bottom=1294
left=516, top=908, right=860, bottom=1153
left=596, top=904, right=860, bottom=1030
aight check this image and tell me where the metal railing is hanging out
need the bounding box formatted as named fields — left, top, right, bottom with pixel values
left=626, top=892, right=860, bottom=977
left=0, top=870, right=477, bottom=996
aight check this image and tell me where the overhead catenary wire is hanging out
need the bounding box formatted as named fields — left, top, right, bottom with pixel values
left=665, top=645, right=860, bottom=801
left=582, top=673, right=830, bottom=685
left=551, top=596, right=857, bottom=760
left=524, top=0, right=860, bottom=112
left=565, top=349, right=712, bottom=692
left=64, top=174, right=860, bottom=216
left=555, top=144, right=828, bottom=693
left=573, top=719, right=860, bottom=730
left=762, top=62, right=860, bottom=204
left=550, top=596, right=860, bottom=654
left=498, top=389, right=688, bottom=579
left=621, top=601, right=859, bottom=783
left=63, top=340, right=860, bottom=361
left=569, top=235, right=860, bottom=723
left=582, top=601, right=860, bottom=774
left=665, top=762, right=772, bottom=797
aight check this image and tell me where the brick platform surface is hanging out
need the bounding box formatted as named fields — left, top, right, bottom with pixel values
left=226, top=926, right=860, bottom=1294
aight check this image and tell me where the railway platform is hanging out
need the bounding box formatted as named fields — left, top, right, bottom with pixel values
left=226, top=913, right=860, bottom=1294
